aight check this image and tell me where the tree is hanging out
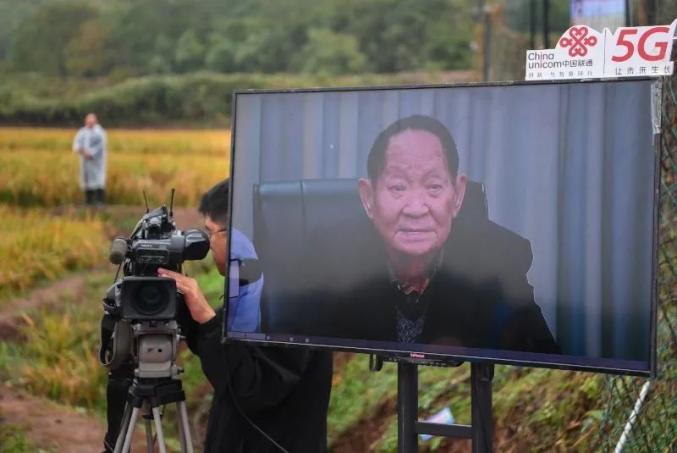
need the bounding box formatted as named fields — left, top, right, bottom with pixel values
left=5, top=0, right=478, bottom=77
left=175, top=29, right=205, bottom=72
left=0, top=0, right=47, bottom=62
left=204, top=35, right=237, bottom=73
left=10, top=0, right=97, bottom=76
left=147, top=35, right=174, bottom=74
left=330, top=0, right=474, bottom=72
left=64, top=18, right=113, bottom=77
left=291, top=28, right=367, bottom=74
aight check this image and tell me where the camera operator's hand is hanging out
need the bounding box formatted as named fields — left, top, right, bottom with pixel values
left=157, top=268, right=216, bottom=324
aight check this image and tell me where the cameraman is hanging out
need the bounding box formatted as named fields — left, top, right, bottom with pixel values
left=103, top=180, right=333, bottom=452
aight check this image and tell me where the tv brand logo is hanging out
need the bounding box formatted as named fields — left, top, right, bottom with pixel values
left=526, top=19, right=676, bottom=80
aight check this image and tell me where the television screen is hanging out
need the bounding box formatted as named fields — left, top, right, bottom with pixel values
left=225, top=79, right=658, bottom=376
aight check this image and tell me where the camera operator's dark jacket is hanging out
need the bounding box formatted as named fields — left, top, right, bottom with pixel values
left=184, top=309, right=333, bottom=453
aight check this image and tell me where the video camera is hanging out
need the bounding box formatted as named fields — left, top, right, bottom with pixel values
left=100, top=193, right=209, bottom=372
left=106, top=201, right=209, bottom=321
left=100, top=193, right=209, bottom=453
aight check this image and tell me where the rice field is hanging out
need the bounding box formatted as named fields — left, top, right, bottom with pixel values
left=0, top=127, right=230, bottom=298
left=0, top=128, right=230, bottom=155
left=0, top=206, right=106, bottom=299
left=0, top=128, right=230, bottom=206
left=0, top=127, right=231, bottom=450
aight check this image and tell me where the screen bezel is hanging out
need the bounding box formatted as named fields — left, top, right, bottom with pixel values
left=223, top=78, right=661, bottom=377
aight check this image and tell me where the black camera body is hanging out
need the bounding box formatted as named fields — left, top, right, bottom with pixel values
left=106, top=205, right=210, bottom=321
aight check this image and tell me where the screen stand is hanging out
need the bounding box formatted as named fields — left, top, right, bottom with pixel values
left=389, top=359, right=494, bottom=453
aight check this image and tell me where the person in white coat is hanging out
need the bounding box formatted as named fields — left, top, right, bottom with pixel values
left=73, top=113, right=107, bottom=205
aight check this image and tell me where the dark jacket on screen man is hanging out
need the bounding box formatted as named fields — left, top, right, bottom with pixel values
left=267, top=215, right=560, bottom=355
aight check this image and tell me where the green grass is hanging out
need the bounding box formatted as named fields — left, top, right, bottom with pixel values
left=0, top=424, right=48, bottom=453
left=3, top=272, right=111, bottom=413
left=327, top=356, right=396, bottom=443
left=325, top=357, right=608, bottom=452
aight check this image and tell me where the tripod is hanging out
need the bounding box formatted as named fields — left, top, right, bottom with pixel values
left=111, top=321, right=194, bottom=453
left=113, top=378, right=193, bottom=453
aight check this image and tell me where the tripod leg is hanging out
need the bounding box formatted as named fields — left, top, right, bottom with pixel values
left=113, top=403, right=133, bottom=453
left=152, top=406, right=168, bottom=453
left=121, top=407, right=141, bottom=453
left=176, top=401, right=194, bottom=453
left=176, top=402, right=188, bottom=453
left=145, top=418, right=154, bottom=453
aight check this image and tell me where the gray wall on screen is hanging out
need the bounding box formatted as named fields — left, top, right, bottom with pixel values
left=231, top=81, right=655, bottom=360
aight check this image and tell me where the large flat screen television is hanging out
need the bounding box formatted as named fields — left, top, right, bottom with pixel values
left=225, top=79, right=659, bottom=376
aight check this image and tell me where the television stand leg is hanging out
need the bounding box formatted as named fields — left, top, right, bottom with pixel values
left=397, top=362, right=419, bottom=453
left=471, top=362, right=494, bottom=453
left=395, top=360, right=494, bottom=453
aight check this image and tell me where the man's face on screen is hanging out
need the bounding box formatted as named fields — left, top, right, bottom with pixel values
left=205, top=215, right=228, bottom=276
left=359, top=129, right=466, bottom=260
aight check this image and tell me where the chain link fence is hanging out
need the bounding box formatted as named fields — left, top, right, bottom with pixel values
left=590, top=5, right=677, bottom=451
left=590, top=72, right=677, bottom=453
left=478, top=3, right=677, bottom=448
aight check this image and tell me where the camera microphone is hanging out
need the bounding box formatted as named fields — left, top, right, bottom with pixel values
left=109, top=237, right=128, bottom=265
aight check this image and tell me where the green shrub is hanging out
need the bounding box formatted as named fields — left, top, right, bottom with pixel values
left=0, top=71, right=474, bottom=127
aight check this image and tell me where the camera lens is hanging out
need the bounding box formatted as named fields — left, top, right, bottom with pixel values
left=133, top=282, right=167, bottom=315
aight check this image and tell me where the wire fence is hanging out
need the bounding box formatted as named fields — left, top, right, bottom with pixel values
left=595, top=5, right=677, bottom=451
left=591, top=73, right=677, bottom=453
left=480, top=4, right=677, bottom=447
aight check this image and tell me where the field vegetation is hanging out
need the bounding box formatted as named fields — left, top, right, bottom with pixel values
left=0, top=126, right=240, bottom=452
left=0, top=128, right=229, bottom=206
left=0, top=206, right=105, bottom=299
left=0, top=71, right=476, bottom=127
left=0, top=128, right=230, bottom=155
left=5, top=275, right=109, bottom=411
left=0, top=424, right=41, bottom=453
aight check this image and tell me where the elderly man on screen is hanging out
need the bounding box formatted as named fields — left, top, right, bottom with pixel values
left=72, top=112, right=107, bottom=206
left=327, top=115, right=559, bottom=353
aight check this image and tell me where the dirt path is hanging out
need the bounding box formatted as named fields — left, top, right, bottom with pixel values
left=0, top=276, right=109, bottom=452
left=0, top=384, right=153, bottom=452
left=0, top=384, right=105, bottom=452
left=0, top=275, right=87, bottom=341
